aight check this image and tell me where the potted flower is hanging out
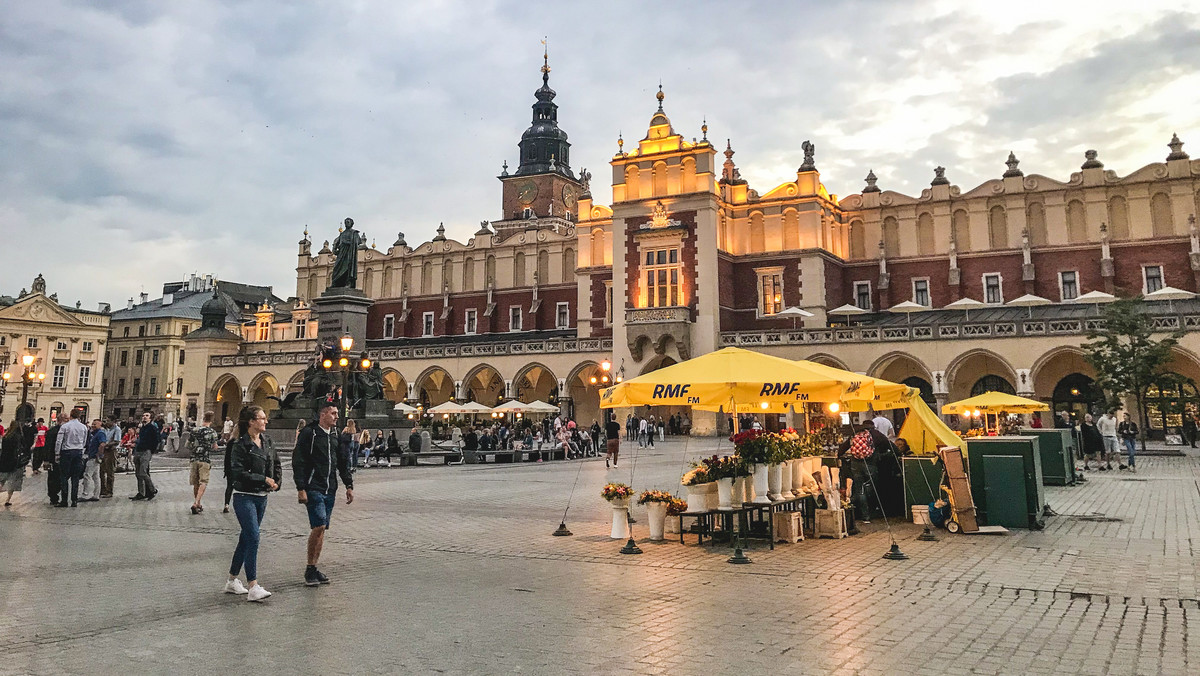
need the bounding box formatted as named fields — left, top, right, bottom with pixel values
left=664, top=496, right=688, bottom=534
left=602, top=482, right=634, bottom=539
left=680, top=464, right=711, bottom=512
left=638, top=489, right=674, bottom=541
left=702, top=455, right=738, bottom=511
left=732, top=429, right=772, bottom=505
left=729, top=456, right=750, bottom=509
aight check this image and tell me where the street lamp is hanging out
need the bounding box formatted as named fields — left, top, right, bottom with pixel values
left=322, top=334, right=359, bottom=422
left=4, top=354, right=46, bottom=423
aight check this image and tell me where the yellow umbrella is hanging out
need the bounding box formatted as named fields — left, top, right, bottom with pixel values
left=941, top=391, right=1049, bottom=415
left=600, top=347, right=888, bottom=410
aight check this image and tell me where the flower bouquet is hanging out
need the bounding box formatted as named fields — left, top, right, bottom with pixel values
left=731, top=429, right=770, bottom=465
left=602, top=482, right=634, bottom=501
left=637, top=489, right=674, bottom=505
left=680, top=465, right=710, bottom=486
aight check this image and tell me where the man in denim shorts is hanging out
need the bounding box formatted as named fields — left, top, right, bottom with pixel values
left=293, top=402, right=354, bottom=587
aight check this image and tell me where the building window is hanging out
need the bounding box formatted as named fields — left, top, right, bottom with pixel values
left=913, top=279, right=930, bottom=306
left=176, top=377, right=183, bottom=395
left=179, top=349, right=186, bottom=365
left=123, top=327, right=130, bottom=337
left=422, top=312, right=435, bottom=337
left=509, top=306, right=523, bottom=332
left=133, top=378, right=141, bottom=396
left=181, top=324, right=190, bottom=336
left=757, top=268, right=783, bottom=316
left=984, top=273, right=1003, bottom=304
left=383, top=314, right=395, bottom=339
left=556, top=302, right=570, bottom=329
left=154, top=323, right=162, bottom=336
left=151, top=349, right=160, bottom=365
left=77, top=366, right=91, bottom=389
left=257, top=323, right=269, bottom=341
left=465, top=309, right=478, bottom=335
left=1059, top=271, right=1079, bottom=301
left=0, top=336, right=5, bottom=347
left=52, top=365, right=66, bottom=388
left=135, top=349, right=144, bottom=366
left=138, top=325, right=145, bottom=337
left=643, top=246, right=681, bottom=308
left=1144, top=265, right=1164, bottom=294
left=56, top=340, right=68, bottom=351
left=82, top=341, right=93, bottom=352
left=149, top=377, right=157, bottom=395
left=120, top=350, right=128, bottom=367
left=853, top=281, right=872, bottom=311
left=293, top=318, right=306, bottom=339
left=117, top=378, right=125, bottom=396
left=27, top=337, right=38, bottom=350
left=102, top=378, right=108, bottom=393
left=605, top=281, right=613, bottom=327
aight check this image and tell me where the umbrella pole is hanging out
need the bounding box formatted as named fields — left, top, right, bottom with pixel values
left=554, top=441, right=588, bottom=536
left=860, top=458, right=909, bottom=560
left=728, top=396, right=752, bottom=564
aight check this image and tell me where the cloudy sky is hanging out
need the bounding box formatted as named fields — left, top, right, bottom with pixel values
left=2, top=0, right=1198, bottom=308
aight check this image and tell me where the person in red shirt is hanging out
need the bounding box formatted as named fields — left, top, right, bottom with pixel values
left=30, top=419, right=48, bottom=474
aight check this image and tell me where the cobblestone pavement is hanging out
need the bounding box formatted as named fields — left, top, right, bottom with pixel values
left=1, top=438, right=1198, bottom=675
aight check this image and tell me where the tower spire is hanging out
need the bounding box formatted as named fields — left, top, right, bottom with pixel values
left=512, top=39, right=573, bottom=177
left=540, top=37, right=550, bottom=86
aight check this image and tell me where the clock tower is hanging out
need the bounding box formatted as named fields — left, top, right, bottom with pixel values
left=497, top=49, right=582, bottom=229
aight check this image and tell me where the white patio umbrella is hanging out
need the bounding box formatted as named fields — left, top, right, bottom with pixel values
left=428, top=401, right=466, bottom=415
left=1007, top=293, right=1052, bottom=318
left=1145, top=286, right=1196, bottom=313
left=887, top=300, right=929, bottom=325
left=525, top=400, right=561, bottom=413
left=1075, top=289, right=1117, bottom=315
left=458, top=401, right=494, bottom=414
left=777, top=306, right=815, bottom=329
left=944, top=296, right=986, bottom=320
left=829, top=304, right=867, bottom=325
left=392, top=402, right=418, bottom=413
left=491, top=400, right=532, bottom=413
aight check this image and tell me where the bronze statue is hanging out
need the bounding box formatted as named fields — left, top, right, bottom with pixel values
left=330, top=218, right=365, bottom=289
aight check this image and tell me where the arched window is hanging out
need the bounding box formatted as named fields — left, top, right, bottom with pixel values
left=849, top=220, right=865, bottom=259
left=562, top=247, right=575, bottom=282
left=1027, top=202, right=1048, bottom=246
left=916, top=213, right=934, bottom=255
left=590, top=228, right=605, bottom=266
left=624, top=165, right=639, bottom=201
left=750, top=212, right=765, bottom=252
left=462, top=257, right=475, bottom=290
left=381, top=266, right=393, bottom=297
left=1107, top=196, right=1130, bottom=240
left=441, top=259, right=453, bottom=292
left=681, top=157, right=696, bottom=193
left=782, top=209, right=800, bottom=250
left=1151, top=192, right=1174, bottom=237
left=971, top=374, right=1015, bottom=396
left=652, top=161, right=667, bottom=197
left=536, top=249, right=550, bottom=284
left=1066, top=199, right=1087, bottom=243
left=513, top=252, right=526, bottom=287
left=882, top=216, right=900, bottom=257
left=952, top=209, right=971, bottom=252
left=421, top=262, right=432, bottom=295
left=485, top=255, right=496, bottom=287
left=988, top=205, right=1008, bottom=249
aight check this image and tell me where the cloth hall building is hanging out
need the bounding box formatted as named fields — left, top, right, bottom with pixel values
left=188, top=62, right=1200, bottom=437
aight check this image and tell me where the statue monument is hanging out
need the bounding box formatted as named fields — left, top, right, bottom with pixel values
left=330, top=218, right=365, bottom=289
left=313, top=217, right=372, bottom=347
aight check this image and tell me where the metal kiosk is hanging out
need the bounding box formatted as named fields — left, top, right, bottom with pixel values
left=1018, top=428, right=1076, bottom=486
left=965, top=436, right=1046, bottom=529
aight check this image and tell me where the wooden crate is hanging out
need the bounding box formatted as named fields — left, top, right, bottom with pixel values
left=815, top=508, right=847, bottom=539
left=772, top=511, right=804, bottom=543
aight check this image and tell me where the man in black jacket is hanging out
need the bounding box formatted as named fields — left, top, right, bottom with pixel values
left=131, top=412, right=158, bottom=500
left=293, top=402, right=354, bottom=587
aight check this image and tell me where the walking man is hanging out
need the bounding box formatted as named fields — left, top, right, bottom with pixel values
left=293, top=402, right=354, bottom=587
left=605, top=412, right=621, bottom=469
left=131, top=412, right=158, bottom=500
left=55, top=409, right=88, bottom=507
left=1118, top=412, right=1139, bottom=472
left=1097, top=409, right=1119, bottom=471
left=100, top=419, right=120, bottom=498
left=188, top=411, right=219, bottom=514
left=222, top=416, right=235, bottom=442
left=42, top=415, right=64, bottom=505
left=79, top=418, right=104, bottom=502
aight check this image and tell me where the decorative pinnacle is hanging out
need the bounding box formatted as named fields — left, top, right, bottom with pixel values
left=931, top=166, right=949, bottom=186
left=540, top=37, right=550, bottom=83
left=1167, top=133, right=1189, bottom=161
left=863, top=169, right=880, bottom=193
left=656, top=82, right=664, bottom=111
left=701, top=117, right=708, bottom=141
left=1003, top=151, right=1023, bottom=178
left=724, top=139, right=734, bottom=159
left=617, top=132, right=623, bottom=152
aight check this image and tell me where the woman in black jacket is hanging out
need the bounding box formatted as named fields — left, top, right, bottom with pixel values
left=224, top=405, right=282, bottom=602
left=1079, top=413, right=1105, bottom=471
left=1, top=422, right=31, bottom=506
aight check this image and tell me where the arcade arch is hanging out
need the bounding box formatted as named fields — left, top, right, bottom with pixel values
left=463, top=363, right=505, bottom=406
left=414, top=366, right=454, bottom=408
left=381, top=369, right=407, bottom=403
left=212, top=374, right=243, bottom=423
left=247, top=372, right=281, bottom=414
left=945, top=350, right=1017, bottom=402
left=513, top=363, right=558, bottom=403
left=566, top=361, right=603, bottom=425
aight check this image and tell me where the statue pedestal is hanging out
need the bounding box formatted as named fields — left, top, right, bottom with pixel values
left=313, top=287, right=371, bottom=346
left=364, top=399, right=393, bottom=419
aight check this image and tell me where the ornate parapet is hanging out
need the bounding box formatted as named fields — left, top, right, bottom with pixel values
left=624, top=307, right=691, bottom=324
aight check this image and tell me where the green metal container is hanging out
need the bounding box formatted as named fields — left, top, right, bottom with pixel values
left=901, top=456, right=942, bottom=520
left=965, top=436, right=1046, bottom=529
left=1018, top=428, right=1076, bottom=486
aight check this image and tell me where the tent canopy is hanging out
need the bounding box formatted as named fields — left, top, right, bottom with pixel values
left=600, top=347, right=905, bottom=410
left=899, top=391, right=962, bottom=455
left=525, top=400, right=561, bottom=413
left=392, top=402, right=418, bottom=413
left=491, top=400, right=532, bottom=413
left=942, top=391, right=1049, bottom=415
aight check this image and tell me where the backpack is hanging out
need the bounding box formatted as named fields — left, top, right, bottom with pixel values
left=846, top=431, right=875, bottom=460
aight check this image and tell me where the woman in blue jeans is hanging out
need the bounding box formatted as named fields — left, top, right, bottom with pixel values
left=224, top=405, right=282, bottom=602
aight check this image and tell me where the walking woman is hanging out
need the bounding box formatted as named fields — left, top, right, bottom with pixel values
left=224, top=405, right=282, bottom=602
left=342, top=420, right=359, bottom=471
left=1, top=422, right=30, bottom=506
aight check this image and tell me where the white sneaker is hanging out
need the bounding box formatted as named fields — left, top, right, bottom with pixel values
left=224, top=578, right=249, bottom=595
left=246, top=584, right=272, bottom=602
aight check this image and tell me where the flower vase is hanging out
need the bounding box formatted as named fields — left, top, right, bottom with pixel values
left=685, top=484, right=708, bottom=513
left=716, top=477, right=734, bottom=510
left=705, top=482, right=720, bottom=511
left=609, top=497, right=631, bottom=539
left=646, top=501, right=667, bottom=541
left=767, top=463, right=783, bottom=501
left=731, top=476, right=746, bottom=509
left=791, top=458, right=807, bottom=495
left=779, top=461, right=795, bottom=500
left=752, top=464, right=771, bottom=504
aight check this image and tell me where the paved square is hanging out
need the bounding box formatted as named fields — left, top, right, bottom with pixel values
left=1, top=439, right=1198, bottom=675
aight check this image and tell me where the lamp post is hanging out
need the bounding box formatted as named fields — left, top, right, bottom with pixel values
left=3, top=354, right=47, bottom=424
left=322, top=334, right=366, bottom=423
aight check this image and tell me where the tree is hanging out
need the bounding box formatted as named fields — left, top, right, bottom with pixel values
left=1082, top=297, right=1182, bottom=451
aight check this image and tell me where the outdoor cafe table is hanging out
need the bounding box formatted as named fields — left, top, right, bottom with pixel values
left=677, top=494, right=814, bottom=550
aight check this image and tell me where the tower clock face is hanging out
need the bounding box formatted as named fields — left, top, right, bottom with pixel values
left=517, top=181, right=539, bottom=205
left=562, top=185, right=577, bottom=209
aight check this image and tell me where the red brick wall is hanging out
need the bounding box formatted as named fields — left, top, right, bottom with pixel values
left=1109, top=239, right=1193, bottom=295
left=367, top=285, right=576, bottom=339
left=624, top=210, right=698, bottom=318
left=720, top=255, right=806, bottom=331
left=587, top=271, right=613, bottom=337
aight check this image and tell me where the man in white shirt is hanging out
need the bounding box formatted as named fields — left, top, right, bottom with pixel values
left=1096, top=410, right=1119, bottom=471
left=222, top=416, right=235, bottom=442
left=55, top=409, right=89, bottom=507
left=870, top=410, right=895, bottom=439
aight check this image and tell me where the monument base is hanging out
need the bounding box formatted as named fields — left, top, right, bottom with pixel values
left=313, top=287, right=372, bottom=346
